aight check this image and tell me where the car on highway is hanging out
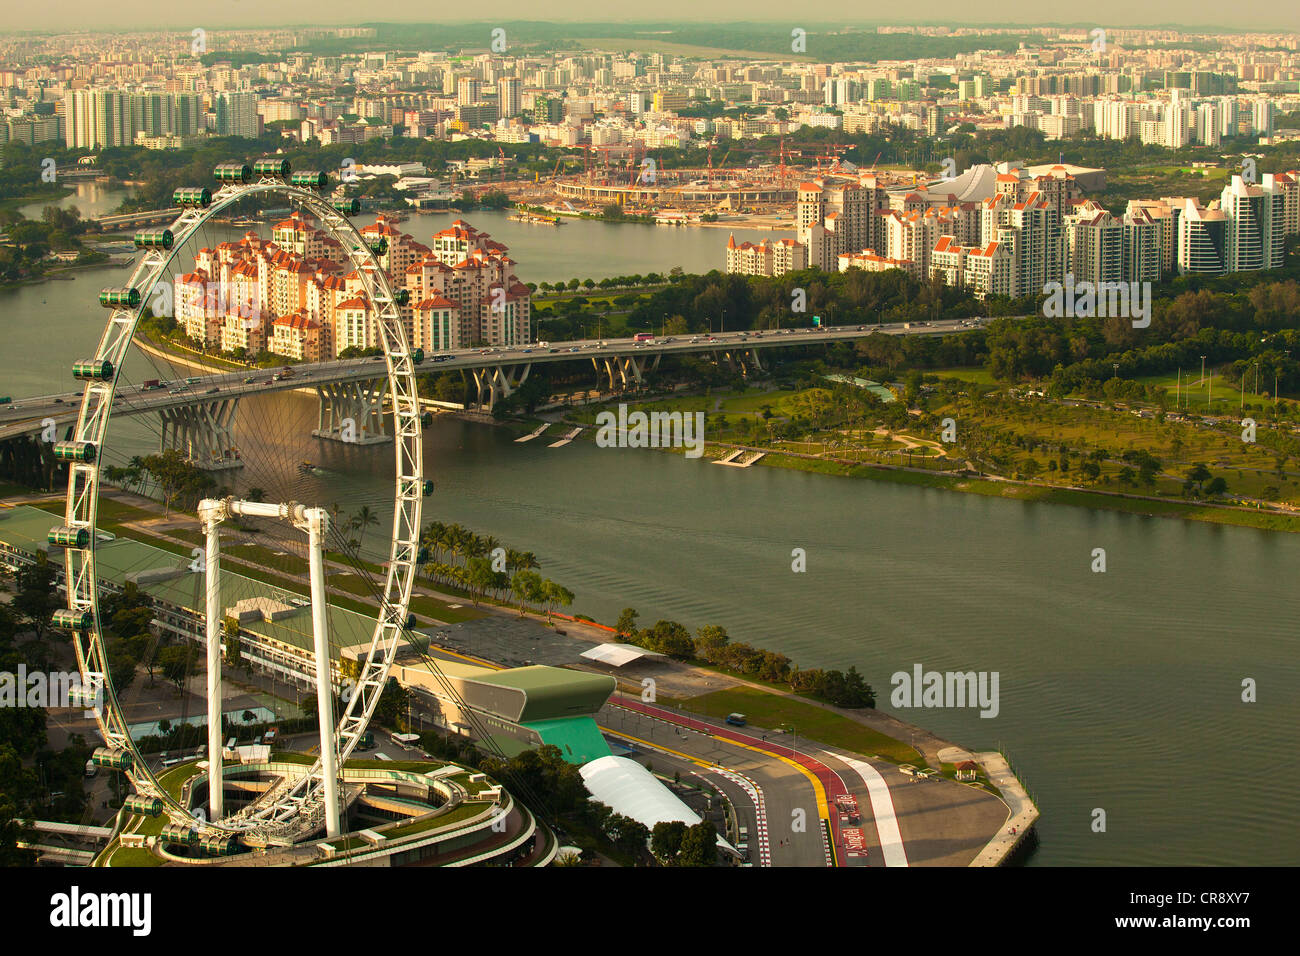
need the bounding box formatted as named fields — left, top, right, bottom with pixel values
left=206, top=387, right=220, bottom=394
left=243, top=377, right=255, bottom=384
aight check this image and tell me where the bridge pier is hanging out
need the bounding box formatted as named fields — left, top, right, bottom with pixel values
left=157, top=398, right=243, bottom=470
left=716, top=349, right=764, bottom=376
left=593, top=353, right=660, bottom=391
left=313, top=379, right=389, bottom=444
left=470, top=364, right=530, bottom=411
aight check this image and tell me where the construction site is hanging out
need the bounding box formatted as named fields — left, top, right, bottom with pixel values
left=497, top=142, right=931, bottom=229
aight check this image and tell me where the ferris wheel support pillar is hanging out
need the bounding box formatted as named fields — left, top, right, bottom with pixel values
left=303, top=507, right=342, bottom=838
left=198, top=499, right=226, bottom=822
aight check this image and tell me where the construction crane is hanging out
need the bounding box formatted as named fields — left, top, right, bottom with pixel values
left=813, top=143, right=849, bottom=176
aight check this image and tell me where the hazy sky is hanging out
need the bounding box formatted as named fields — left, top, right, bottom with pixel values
left=5, top=3, right=1297, bottom=34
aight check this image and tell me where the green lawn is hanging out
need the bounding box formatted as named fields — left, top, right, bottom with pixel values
left=1132, top=369, right=1284, bottom=408
left=380, top=800, right=489, bottom=839
left=676, top=686, right=923, bottom=765
left=929, top=366, right=999, bottom=387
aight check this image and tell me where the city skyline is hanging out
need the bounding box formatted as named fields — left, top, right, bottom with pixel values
left=4, top=8, right=1300, bottom=33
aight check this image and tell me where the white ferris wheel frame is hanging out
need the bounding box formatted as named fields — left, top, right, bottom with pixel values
left=59, top=177, right=425, bottom=844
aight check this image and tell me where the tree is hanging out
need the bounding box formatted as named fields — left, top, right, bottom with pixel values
left=510, top=570, right=544, bottom=615
left=645, top=620, right=693, bottom=660
left=541, top=579, right=574, bottom=622
left=13, top=554, right=58, bottom=639
left=678, top=820, right=718, bottom=867
left=140, top=450, right=217, bottom=515
left=605, top=813, right=650, bottom=857
left=223, top=617, right=242, bottom=668
left=694, top=624, right=729, bottom=662
left=1186, top=463, right=1212, bottom=494
left=466, top=557, right=496, bottom=606
left=351, top=505, right=379, bottom=550
left=616, top=608, right=639, bottom=638
left=650, top=820, right=687, bottom=864
left=0, top=797, right=36, bottom=866
left=156, top=646, right=194, bottom=695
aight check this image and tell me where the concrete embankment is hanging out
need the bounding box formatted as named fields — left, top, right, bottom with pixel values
left=967, top=751, right=1039, bottom=866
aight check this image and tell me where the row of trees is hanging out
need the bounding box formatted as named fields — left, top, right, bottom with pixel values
left=100, top=451, right=217, bottom=515
left=0, top=204, right=102, bottom=284
left=615, top=610, right=876, bottom=709
left=0, top=561, right=96, bottom=862
left=416, top=520, right=574, bottom=616
left=536, top=273, right=675, bottom=295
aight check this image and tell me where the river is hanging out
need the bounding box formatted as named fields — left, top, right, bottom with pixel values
left=2, top=185, right=1296, bottom=867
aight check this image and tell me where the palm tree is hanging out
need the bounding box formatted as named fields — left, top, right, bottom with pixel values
left=541, top=579, right=574, bottom=623
left=421, top=520, right=446, bottom=562
left=353, top=505, right=379, bottom=550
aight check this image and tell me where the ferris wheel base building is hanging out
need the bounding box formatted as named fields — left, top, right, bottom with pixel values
left=0, top=504, right=609, bottom=864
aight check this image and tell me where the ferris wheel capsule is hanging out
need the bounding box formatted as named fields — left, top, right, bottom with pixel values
left=73, top=359, right=114, bottom=380
left=92, top=747, right=133, bottom=771
left=53, top=440, right=96, bottom=462
left=52, top=608, right=94, bottom=631
left=159, top=823, right=200, bottom=846
left=133, top=228, right=174, bottom=250
left=48, top=525, right=91, bottom=548
left=99, top=288, right=141, bottom=309
left=173, top=186, right=212, bottom=208
left=253, top=158, right=291, bottom=178
left=290, top=170, right=329, bottom=191
left=214, top=162, right=252, bottom=184
left=123, top=795, right=163, bottom=817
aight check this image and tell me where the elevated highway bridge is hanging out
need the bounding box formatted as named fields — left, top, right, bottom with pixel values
left=0, top=317, right=989, bottom=469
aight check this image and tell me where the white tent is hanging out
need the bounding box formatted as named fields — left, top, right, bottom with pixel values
left=579, top=643, right=665, bottom=667
left=579, top=756, right=737, bottom=855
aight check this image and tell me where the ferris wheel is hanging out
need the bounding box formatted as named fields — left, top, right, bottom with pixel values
left=52, top=160, right=428, bottom=849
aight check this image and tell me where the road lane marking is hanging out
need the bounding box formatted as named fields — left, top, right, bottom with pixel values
left=838, top=754, right=909, bottom=867
left=612, top=701, right=837, bottom=865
